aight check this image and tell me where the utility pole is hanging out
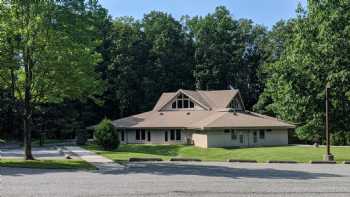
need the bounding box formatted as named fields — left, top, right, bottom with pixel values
left=323, top=82, right=334, bottom=161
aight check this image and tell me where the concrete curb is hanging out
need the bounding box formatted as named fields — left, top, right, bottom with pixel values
left=129, top=158, right=163, bottom=162
left=227, top=159, right=257, bottom=163
left=169, top=158, right=202, bottom=162
left=310, top=160, right=337, bottom=164
left=267, top=160, right=298, bottom=164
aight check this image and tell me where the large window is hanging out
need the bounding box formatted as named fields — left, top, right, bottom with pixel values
left=147, top=131, right=151, bottom=141
left=176, top=129, right=181, bottom=140
left=170, top=129, right=175, bottom=140
left=141, top=129, right=146, bottom=140
left=259, top=130, right=265, bottom=139
left=136, top=130, right=140, bottom=140
left=253, top=131, right=257, bottom=143
left=231, top=130, right=237, bottom=140
left=136, top=129, right=146, bottom=140
left=165, top=131, right=168, bottom=142
left=121, top=130, right=125, bottom=141
left=171, top=93, right=195, bottom=109
left=239, top=134, right=244, bottom=143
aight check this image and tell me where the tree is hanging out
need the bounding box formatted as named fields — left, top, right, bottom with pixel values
left=253, top=19, right=296, bottom=115
left=187, top=6, right=269, bottom=109
left=0, top=0, right=105, bottom=159
left=257, top=1, right=350, bottom=144
left=104, top=17, right=150, bottom=118
left=142, top=11, right=195, bottom=109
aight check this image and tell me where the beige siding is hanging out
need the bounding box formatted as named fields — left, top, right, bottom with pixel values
left=207, top=130, right=242, bottom=147
left=264, top=130, right=288, bottom=145
left=206, top=129, right=288, bottom=148
left=120, top=129, right=288, bottom=148
left=192, top=132, right=208, bottom=148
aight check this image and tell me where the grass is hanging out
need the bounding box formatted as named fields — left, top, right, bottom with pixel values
left=85, top=144, right=350, bottom=163
left=0, top=159, right=96, bottom=170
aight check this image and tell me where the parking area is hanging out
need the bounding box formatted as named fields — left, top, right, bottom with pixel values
left=0, top=147, right=68, bottom=160
left=2, top=162, right=350, bottom=197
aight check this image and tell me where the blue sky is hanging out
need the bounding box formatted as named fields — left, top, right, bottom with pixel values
left=99, top=0, right=307, bottom=28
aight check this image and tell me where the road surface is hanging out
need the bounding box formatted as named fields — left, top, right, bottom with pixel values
left=1, top=162, right=350, bottom=197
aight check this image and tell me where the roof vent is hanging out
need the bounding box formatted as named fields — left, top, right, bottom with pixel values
left=160, top=112, right=164, bottom=115
left=186, top=112, right=191, bottom=115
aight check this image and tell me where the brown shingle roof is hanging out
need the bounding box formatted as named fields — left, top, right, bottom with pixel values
left=104, top=89, right=295, bottom=130
left=198, top=90, right=238, bottom=109
left=111, top=110, right=295, bottom=129
left=153, top=92, right=176, bottom=111
left=154, top=89, right=240, bottom=111
left=189, top=111, right=295, bottom=129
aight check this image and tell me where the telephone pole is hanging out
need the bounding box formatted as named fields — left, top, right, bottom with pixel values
left=323, top=82, right=334, bottom=161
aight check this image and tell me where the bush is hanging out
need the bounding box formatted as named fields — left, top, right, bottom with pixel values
left=94, top=119, right=120, bottom=150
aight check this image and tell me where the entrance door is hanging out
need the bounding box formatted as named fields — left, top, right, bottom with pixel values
left=239, top=133, right=245, bottom=145
left=238, top=130, right=250, bottom=147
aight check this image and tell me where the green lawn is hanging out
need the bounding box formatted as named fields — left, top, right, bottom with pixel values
left=85, top=144, right=350, bottom=163
left=0, top=159, right=96, bottom=170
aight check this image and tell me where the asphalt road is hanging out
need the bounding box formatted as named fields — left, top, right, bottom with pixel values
left=1, top=162, right=350, bottom=197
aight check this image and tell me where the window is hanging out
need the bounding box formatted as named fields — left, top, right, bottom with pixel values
left=121, top=130, right=125, bottom=141
left=231, top=130, right=237, bottom=140
left=259, top=130, right=265, bottom=139
left=176, top=129, right=181, bottom=140
left=190, top=101, right=194, bottom=108
left=165, top=131, right=168, bottom=141
left=170, top=129, right=175, bottom=140
left=141, top=129, right=146, bottom=140
left=239, top=134, right=244, bottom=143
left=177, top=100, right=183, bottom=108
left=229, top=98, right=243, bottom=111
left=253, top=131, right=257, bottom=143
left=224, top=129, right=230, bottom=133
left=184, top=100, right=189, bottom=108
left=171, top=93, right=195, bottom=109
left=136, top=129, right=140, bottom=140
left=147, top=130, right=151, bottom=141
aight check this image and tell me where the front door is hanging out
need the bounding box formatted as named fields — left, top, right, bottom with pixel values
left=239, top=133, right=245, bottom=145
left=238, top=130, right=250, bottom=147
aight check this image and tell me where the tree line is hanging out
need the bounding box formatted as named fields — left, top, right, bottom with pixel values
left=0, top=0, right=350, bottom=159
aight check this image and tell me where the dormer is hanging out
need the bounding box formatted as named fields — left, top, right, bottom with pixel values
left=226, top=91, right=245, bottom=112
left=161, top=92, right=208, bottom=111
left=152, top=89, right=245, bottom=112
left=171, top=93, right=195, bottom=109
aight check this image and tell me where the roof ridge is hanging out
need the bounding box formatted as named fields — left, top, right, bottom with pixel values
left=197, top=91, right=216, bottom=110
left=191, top=111, right=227, bottom=129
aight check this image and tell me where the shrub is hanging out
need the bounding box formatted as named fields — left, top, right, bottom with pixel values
left=94, top=119, right=120, bottom=150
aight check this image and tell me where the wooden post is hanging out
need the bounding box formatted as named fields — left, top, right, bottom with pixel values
left=323, top=82, right=334, bottom=161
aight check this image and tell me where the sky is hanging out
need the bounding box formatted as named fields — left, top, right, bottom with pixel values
left=99, top=0, right=307, bottom=28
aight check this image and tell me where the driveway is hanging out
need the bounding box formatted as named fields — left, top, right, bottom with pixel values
left=1, top=162, right=350, bottom=197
